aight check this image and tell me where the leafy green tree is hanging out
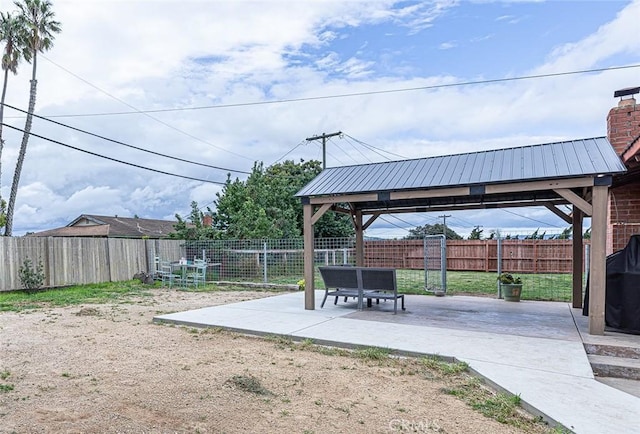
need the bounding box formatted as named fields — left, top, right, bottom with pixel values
left=583, top=228, right=591, bottom=239
left=171, top=201, right=218, bottom=240
left=211, top=159, right=353, bottom=239
left=314, top=212, right=354, bottom=238
left=404, top=223, right=462, bottom=240
left=4, top=0, right=61, bottom=236
left=525, top=228, right=546, bottom=240
left=468, top=225, right=483, bottom=240
left=554, top=226, right=572, bottom=240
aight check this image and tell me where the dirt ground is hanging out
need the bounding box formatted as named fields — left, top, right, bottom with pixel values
left=0, top=289, right=551, bottom=434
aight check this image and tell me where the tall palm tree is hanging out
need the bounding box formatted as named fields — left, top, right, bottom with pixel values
left=0, top=11, right=29, bottom=222
left=4, top=0, right=60, bottom=236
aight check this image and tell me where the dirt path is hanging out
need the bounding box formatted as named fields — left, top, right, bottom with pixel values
left=0, top=289, right=551, bottom=433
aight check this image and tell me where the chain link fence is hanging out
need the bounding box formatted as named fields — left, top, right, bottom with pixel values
left=1, top=235, right=592, bottom=301
left=181, top=238, right=355, bottom=285
left=180, top=235, right=585, bottom=301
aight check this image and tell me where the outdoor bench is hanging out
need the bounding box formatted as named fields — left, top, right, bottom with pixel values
left=318, top=266, right=406, bottom=314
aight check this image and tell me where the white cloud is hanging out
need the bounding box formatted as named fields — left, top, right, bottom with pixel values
left=438, top=41, right=457, bottom=50
left=0, top=0, right=638, bottom=236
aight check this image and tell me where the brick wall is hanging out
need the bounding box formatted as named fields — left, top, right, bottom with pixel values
left=607, top=97, right=640, bottom=155
left=607, top=95, right=640, bottom=253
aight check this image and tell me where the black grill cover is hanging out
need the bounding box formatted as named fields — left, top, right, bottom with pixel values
left=583, top=235, right=640, bottom=334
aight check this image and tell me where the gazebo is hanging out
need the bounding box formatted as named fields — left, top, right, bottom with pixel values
left=296, top=137, right=627, bottom=335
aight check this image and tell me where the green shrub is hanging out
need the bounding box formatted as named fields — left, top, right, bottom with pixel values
left=18, top=258, right=45, bottom=293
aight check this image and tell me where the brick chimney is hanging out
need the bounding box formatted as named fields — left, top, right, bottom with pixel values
left=607, top=86, right=640, bottom=253
left=607, top=86, right=640, bottom=158
left=202, top=214, right=213, bottom=228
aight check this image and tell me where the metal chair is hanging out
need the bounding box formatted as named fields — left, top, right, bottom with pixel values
left=153, top=256, right=163, bottom=281
left=160, top=260, right=180, bottom=288
left=185, top=259, right=207, bottom=288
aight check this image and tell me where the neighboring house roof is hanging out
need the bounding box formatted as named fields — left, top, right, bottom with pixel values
left=28, top=214, right=179, bottom=238
left=296, top=137, right=627, bottom=197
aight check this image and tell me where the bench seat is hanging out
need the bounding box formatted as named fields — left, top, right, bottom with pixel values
left=318, top=266, right=406, bottom=314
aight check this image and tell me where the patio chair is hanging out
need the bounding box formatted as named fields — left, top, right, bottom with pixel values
left=160, top=260, right=181, bottom=288
left=185, top=259, right=207, bottom=288
left=153, top=256, right=163, bottom=281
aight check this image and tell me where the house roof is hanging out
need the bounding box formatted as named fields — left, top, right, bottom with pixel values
left=296, top=137, right=626, bottom=198
left=28, top=214, right=179, bottom=238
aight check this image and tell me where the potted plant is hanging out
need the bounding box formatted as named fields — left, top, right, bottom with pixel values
left=497, top=273, right=522, bottom=302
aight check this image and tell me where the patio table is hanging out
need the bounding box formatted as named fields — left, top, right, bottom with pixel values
left=170, top=261, right=201, bottom=287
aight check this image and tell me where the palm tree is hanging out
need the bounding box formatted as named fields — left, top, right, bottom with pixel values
left=0, top=11, right=29, bottom=222
left=4, top=0, right=60, bottom=236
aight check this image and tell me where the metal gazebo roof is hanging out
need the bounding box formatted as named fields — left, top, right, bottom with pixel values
left=298, top=137, right=625, bottom=336
left=296, top=137, right=626, bottom=199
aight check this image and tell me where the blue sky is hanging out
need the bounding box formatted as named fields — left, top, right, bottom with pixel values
left=0, top=0, right=638, bottom=238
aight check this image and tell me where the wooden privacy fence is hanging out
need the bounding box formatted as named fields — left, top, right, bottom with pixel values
left=0, top=237, right=184, bottom=292
left=364, top=239, right=589, bottom=273
left=2, top=236, right=590, bottom=291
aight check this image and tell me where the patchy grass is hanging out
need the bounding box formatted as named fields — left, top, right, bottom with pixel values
left=0, top=371, right=14, bottom=394
left=0, top=281, right=153, bottom=312
left=0, top=383, right=14, bottom=393
left=421, top=356, right=469, bottom=375
left=442, top=377, right=544, bottom=430
left=226, top=375, right=273, bottom=396
left=240, top=332, right=555, bottom=432
left=0, top=281, right=290, bottom=312
left=354, top=346, right=392, bottom=361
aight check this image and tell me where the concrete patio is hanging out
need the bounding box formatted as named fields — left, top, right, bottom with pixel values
left=154, top=292, right=640, bottom=433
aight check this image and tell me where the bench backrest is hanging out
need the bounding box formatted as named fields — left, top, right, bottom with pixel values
left=318, top=266, right=359, bottom=289
left=318, top=266, right=396, bottom=291
left=360, top=268, right=396, bottom=292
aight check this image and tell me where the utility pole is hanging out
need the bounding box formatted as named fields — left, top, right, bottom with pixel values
left=439, top=214, right=451, bottom=239
left=306, top=131, right=342, bottom=169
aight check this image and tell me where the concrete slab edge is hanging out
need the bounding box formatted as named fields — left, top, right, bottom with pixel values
left=153, top=315, right=567, bottom=432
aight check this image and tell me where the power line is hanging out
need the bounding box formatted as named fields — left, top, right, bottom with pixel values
left=2, top=103, right=251, bottom=174
left=387, top=214, right=416, bottom=228
left=270, top=140, right=306, bottom=165
left=338, top=136, right=374, bottom=164
left=449, top=214, right=476, bottom=227
left=378, top=216, right=409, bottom=232
left=32, top=63, right=640, bottom=119
left=500, top=208, right=562, bottom=228
left=36, top=54, right=254, bottom=161
left=2, top=123, right=226, bottom=185
left=322, top=146, right=347, bottom=167
left=343, top=134, right=408, bottom=160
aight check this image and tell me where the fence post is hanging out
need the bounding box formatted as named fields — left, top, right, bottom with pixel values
left=496, top=230, right=502, bottom=299
left=441, top=236, right=447, bottom=291
left=263, top=242, right=268, bottom=283
left=485, top=241, right=489, bottom=272
left=46, top=237, right=55, bottom=287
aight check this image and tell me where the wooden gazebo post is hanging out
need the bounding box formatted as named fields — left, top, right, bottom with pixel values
left=354, top=209, right=364, bottom=266
left=572, top=207, right=583, bottom=309
left=588, top=183, right=609, bottom=335
left=303, top=203, right=315, bottom=310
